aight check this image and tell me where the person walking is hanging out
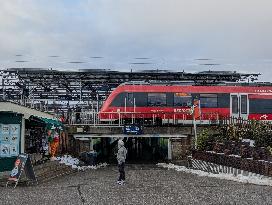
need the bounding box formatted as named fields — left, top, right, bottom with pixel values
left=117, top=139, right=127, bottom=185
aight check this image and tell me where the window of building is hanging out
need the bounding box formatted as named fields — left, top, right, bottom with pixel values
left=174, top=93, right=192, bottom=107
left=200, top=94, right=218, bottom=108
left=148, top=93, right=167, bottom=106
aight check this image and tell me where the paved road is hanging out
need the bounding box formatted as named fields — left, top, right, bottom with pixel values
left=1, top=164, right=272, bottom=205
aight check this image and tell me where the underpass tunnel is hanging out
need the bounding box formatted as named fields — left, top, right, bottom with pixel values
left=73, top=134, right=191, bottom=165
left=91, top=137, right=169, bottom=164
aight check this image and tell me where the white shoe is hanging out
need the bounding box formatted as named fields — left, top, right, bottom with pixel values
left=117, top=181, right=125, bottom=185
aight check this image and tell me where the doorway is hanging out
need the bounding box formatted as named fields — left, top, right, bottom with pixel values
left=230, top=94, right=249, bottom=119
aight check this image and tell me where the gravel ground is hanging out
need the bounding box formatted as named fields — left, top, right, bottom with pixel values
left=1, top=164, right=272, bottom=205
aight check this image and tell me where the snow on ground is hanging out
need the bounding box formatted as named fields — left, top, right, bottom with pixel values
left=157, top=163, right=272, bottom=186
left=56, top=155, right=107, bottom=171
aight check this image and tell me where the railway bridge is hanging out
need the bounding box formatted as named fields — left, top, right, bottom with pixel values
left=66, top=114, right=220, bottom=164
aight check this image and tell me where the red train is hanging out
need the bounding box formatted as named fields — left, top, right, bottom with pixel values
left=99, top=82, right=272, bottom=124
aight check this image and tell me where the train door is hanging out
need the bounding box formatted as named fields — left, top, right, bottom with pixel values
left=230, top=93, right=249, bottom=119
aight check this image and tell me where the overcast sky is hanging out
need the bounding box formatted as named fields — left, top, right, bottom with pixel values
left=0, top=0, right=272, bottom=80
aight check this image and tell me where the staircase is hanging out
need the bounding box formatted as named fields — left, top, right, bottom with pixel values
left=0, top=160, right=77, bottom=187
left=34, top=160, right=77, bottom=183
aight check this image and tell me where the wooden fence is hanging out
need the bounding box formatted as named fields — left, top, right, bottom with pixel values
left=192, top=150, right=272, bottom=177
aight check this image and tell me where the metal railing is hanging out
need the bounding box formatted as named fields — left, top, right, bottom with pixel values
left=7, top=99, right=272, bottom=128
left=58, top=110, right=221, bottom=127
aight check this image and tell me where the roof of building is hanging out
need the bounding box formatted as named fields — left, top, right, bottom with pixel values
left=0, top=101, right=56, bottom=120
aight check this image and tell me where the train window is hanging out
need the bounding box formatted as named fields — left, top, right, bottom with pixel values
left=134, top=92, right=148, bottom=107
left=127, top=93, right=133, bottom=103
left=217, top=93, right=230, bottom=108
left=241, top=95, right=248, bottom=114
left=174, top=93, right=192, bottom=107
left=110, top=92, right=126, bottom=107
left=127, top=93, right=134, bottom=106
left=200, top=94, right=218, bottom=108
left=249, top=99, right=272, bottom=114
left=231, top=95, right=238, bottom=114
left=148, top=93, right=167, bottom=106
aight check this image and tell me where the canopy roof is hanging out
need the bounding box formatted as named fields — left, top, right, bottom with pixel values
left=0, top=101, right=56, bottom=120
left=30, top=116, right=63, bottom=128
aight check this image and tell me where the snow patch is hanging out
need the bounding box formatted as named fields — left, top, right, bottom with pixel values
left=56, top=155, right=107, bottom=171
left=157, top=163, right=272, bottom=186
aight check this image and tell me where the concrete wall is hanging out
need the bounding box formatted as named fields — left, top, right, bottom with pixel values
left=69, top=125, right=219, bottom=135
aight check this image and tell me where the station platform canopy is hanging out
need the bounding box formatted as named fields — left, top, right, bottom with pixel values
left=0, top=101, right=57, bottom=120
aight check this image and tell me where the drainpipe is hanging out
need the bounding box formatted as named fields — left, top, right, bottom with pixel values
left=168, top=138, right=172, bottom=160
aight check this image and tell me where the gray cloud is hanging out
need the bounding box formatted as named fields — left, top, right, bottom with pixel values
left=0, top=0, right=272, bottom=80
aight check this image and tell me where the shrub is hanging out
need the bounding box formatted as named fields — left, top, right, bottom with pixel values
left=196, top=129, right=213, bottom=151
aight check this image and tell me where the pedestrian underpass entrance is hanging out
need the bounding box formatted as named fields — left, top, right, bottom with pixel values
left=119, top=137, right=169, bottom=163
left=73, top=134, right=191, bottom=164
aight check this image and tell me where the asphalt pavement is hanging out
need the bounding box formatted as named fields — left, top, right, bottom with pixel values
left=1, top=164, right=272, bottom=205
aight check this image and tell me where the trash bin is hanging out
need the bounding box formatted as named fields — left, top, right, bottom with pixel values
left=80, top=151, right=97, bottom=166
left=86, top=152, right=97, bottom=166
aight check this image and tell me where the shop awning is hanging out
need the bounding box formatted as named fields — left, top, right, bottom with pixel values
left=30, top=116, right=63, bottom=128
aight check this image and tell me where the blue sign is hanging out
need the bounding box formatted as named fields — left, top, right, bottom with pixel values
left=123, top=125, right=143, bottom=135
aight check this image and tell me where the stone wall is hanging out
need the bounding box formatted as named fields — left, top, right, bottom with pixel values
left=171, top=136, right=192, bottom=160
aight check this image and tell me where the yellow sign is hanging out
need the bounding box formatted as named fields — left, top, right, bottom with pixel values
left=175, top=93, right=191, bottom=97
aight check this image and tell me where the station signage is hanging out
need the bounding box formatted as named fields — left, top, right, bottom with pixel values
left=123, top=125, right=143, bottom=135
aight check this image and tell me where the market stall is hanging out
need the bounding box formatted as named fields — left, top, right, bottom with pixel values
left=0, top=102, right=65, bottom=172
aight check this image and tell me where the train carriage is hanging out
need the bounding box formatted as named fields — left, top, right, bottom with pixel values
left=99, top=82, right=272, bottom=124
